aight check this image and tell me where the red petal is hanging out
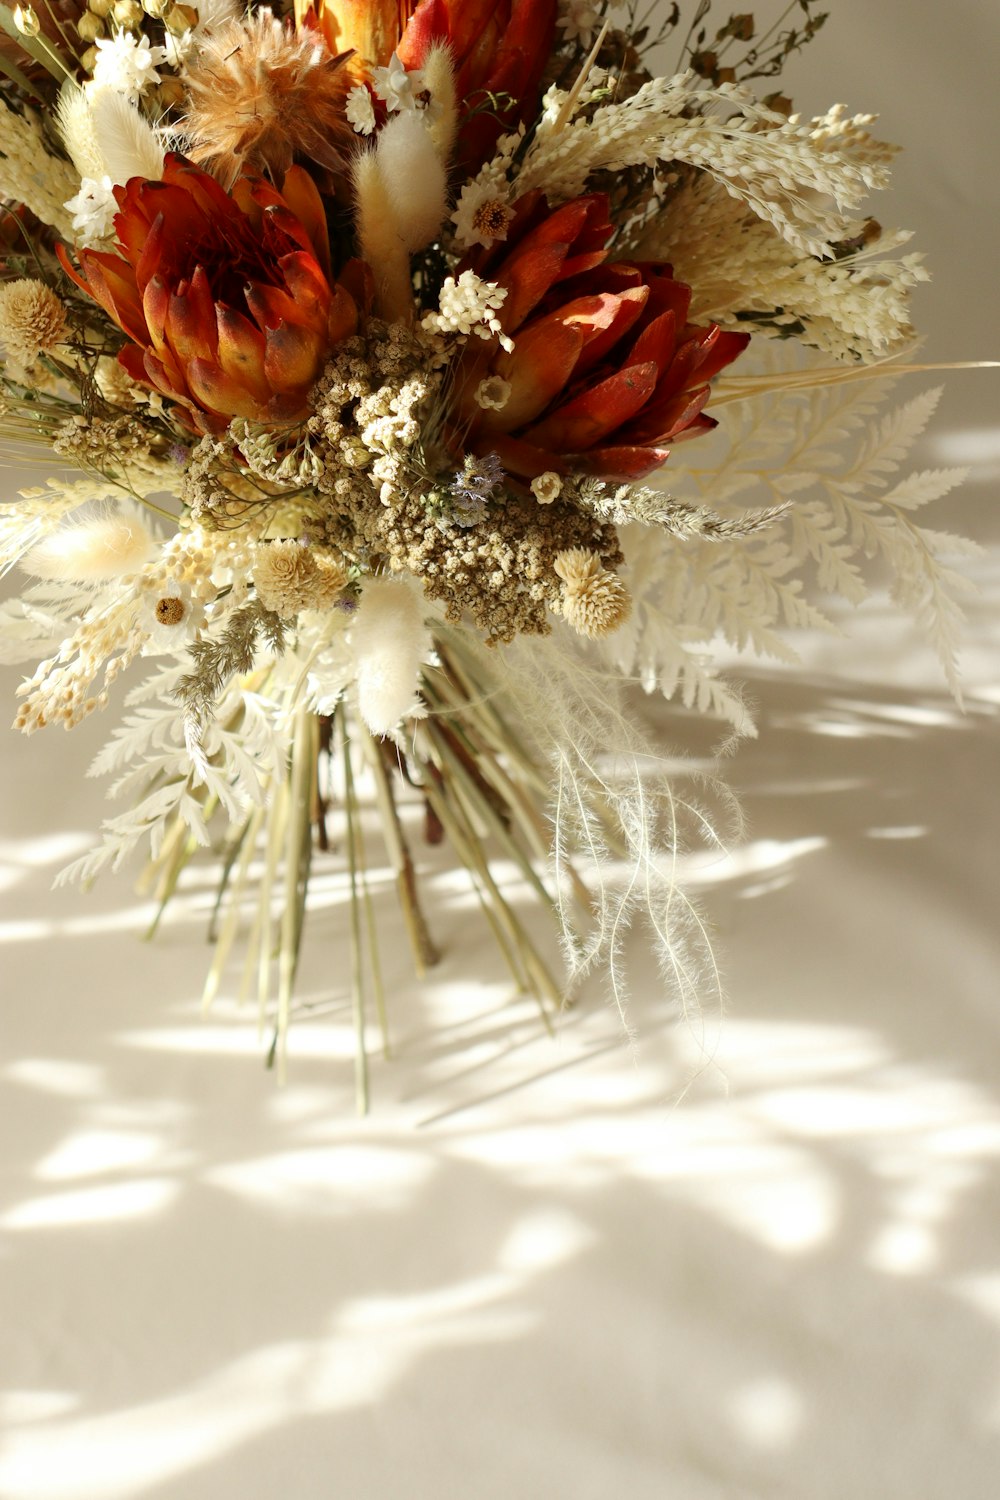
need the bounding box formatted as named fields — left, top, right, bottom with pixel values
left=622, top=308, right=677, bottom=378
left=620, top=385, right=712, bottom=446
left=165, top=274, right=218, bottom=365
left=525, top=362, right=659, bottom=451
left=576, top=444, right=671, bottom=480
left=474, top=317, right=584, bottom=435
left=557, top=288, right=649, bottom=375
left=263, top=320, right=325, bottom=394
left=277, top=165, right=332, bottom=279
left=486, top=432, right=570, bottom=481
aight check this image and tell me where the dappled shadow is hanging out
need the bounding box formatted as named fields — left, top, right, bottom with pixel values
left=3, top=638, right=1000, bottom=1497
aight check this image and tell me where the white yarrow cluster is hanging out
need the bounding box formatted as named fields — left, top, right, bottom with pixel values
left=421, top=271, right=514, bottom=351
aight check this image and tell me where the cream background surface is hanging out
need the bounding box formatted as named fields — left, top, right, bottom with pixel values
left=2, top=6, right=999, bottom=1496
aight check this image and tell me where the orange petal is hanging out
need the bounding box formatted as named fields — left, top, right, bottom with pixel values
left=277, top=166, right=332, bottom=280
left=215, top=305, right=270, bottom=402
left=186, top=357, right=268, bottom=421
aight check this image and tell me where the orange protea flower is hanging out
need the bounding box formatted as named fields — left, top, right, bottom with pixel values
left=299, top=0, right=558, bottom=173
left=454, top=191, right=750, bottom=482
left=58, top=155, right=363, bottom=436
left=181, top=10, right=356, bottom=188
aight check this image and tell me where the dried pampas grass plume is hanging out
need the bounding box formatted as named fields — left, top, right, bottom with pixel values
left=21, top=513, right=156, bottom=582
left=181, top=9, right=355, bottom=186
left=554, top=548, right=632, bottom=638
left=351, top=577, right=432, bottom=737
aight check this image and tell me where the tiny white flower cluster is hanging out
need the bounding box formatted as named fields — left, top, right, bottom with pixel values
left=371, top=52, right=433, bottom=115
left=346, top=83, right=376, bottom=136
left=92, top=33, right=168, bottom=99
left=65, top=175, right=117, bottom=246
left=421, top=271, right=514, bottom=352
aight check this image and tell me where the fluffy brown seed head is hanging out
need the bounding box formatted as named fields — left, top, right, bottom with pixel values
left=181, top=11, right=355, bottom=186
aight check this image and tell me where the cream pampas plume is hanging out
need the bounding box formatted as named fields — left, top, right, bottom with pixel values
left=375, top=107, right=448, bottom=253
left=421, top=42, right=458, bottom=163
left=55, top=83, right=105, bottom=183
left=89, top=88, right=164, bottom=187
left=351, top=577, right=432, bottom=736
left=353, top=102, right=448, bottom=319
left=352, top=151, right=413, bottom=323
left=21, top=514, right=157, bottom=582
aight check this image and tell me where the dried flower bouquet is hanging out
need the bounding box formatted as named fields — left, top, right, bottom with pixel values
left=0, top=0, right=983, bottom=1105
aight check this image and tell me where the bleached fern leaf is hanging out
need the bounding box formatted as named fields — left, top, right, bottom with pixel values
left=661, top=348, right=974, bottom=698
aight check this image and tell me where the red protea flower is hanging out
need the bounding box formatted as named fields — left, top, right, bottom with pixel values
left=300, top=0, right=557, bottom=173
left=453, top=191, right=750, bottom=482
left=58, top=155, right=362, bottom=436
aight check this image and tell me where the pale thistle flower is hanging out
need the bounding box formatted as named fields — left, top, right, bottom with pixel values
left=252, top=541, right=349, bottom=617
left=92, top=33, right=168, bottom=98
left=554, top=549, right=631, bottom=637
left=346, top=83, right=376, bottom=135
left=0, top=279, right=68, bottom=365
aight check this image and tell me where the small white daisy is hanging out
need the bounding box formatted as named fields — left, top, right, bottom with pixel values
left=140, top=578, right=205, bottom=654
left=345, top=82, right=376, bottom=135
left=452, top=180, right=514, bottom=249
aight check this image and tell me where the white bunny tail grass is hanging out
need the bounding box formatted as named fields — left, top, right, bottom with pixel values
left=352, top=575, right=433, bottom=737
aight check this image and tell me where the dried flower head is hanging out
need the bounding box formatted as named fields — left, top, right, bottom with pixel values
left=0, top=279, right=68, bottom=365
left=182, top=10, right=355, bottom=186
left=252, top=540, right=347, bottom=617
left=554, top=547, right=631, bottom=638
left=531, top=471, right=562, bottom=504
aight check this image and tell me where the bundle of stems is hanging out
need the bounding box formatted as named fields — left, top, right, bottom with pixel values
left=138, top=635, right=589, bottom=1113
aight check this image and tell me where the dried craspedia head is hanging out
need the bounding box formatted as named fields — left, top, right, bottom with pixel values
left=252, top=541, right=348, bottom=617
left=553, top=548, right=631, bottom=639
left=0, top=279, right=68, bottom=365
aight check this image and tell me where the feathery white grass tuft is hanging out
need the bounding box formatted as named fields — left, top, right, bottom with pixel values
left=22, top=513, right=157, bottom=583
left=351, top=577, right=432, bottom=736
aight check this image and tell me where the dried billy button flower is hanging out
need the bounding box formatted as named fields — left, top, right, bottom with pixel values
left=252, top=541, right=349, bottom=617
left=554, top=548, right=631, bottom=638
left=181, top=10, right=355, bottom=186
left=0, top=279, right=67, bottom=365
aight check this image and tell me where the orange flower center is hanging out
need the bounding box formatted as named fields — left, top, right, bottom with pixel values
left=155, top=596, right=186, bottom=626
left=472, top=199, right=512, bottom=241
